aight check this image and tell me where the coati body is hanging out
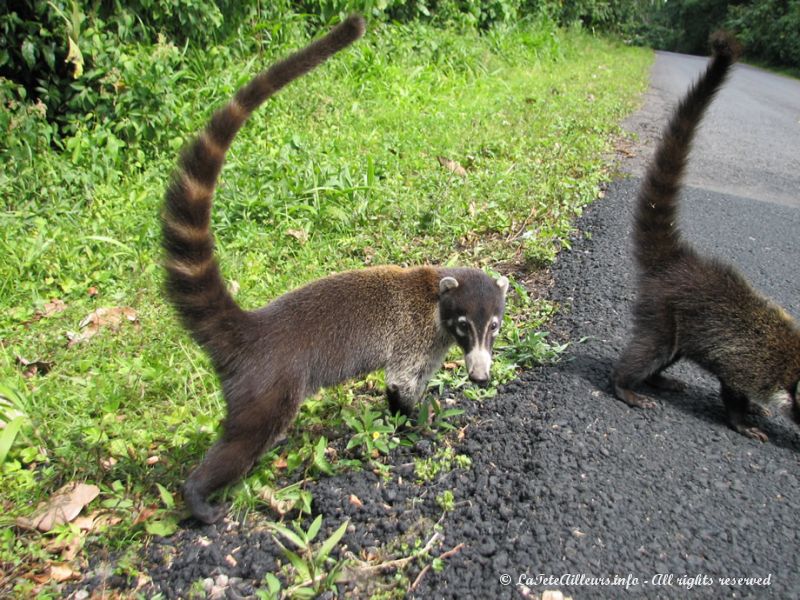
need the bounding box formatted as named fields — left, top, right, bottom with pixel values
left=162, top=16, right=509, bottom=524
left=611, top=32, right=800, bottom=441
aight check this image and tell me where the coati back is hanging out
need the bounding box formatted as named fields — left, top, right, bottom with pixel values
left=612, top=32, right=800, bottom=441
left=163, top=16, right=509, bottom=524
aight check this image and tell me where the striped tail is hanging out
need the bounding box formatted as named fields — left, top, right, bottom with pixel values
left=634, top=31, right=740, bottom=273
left=162, top=16, right=365, bottom=358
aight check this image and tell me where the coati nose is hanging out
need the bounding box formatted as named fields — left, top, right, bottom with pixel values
left=469, top=373, right=490, bottom=387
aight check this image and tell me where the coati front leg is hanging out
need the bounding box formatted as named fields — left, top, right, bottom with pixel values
left=183, top=386, right=301, bottom=524
left=612, top=327, right=678, bottom=409
left=386, top=375, right=429, bottom=417
left=720, top=383, right=768, bottom=442
left=385, top=350, right=449, bottom=417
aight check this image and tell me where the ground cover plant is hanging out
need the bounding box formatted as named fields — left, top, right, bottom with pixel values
left=0, top=7, right=649, bottom=596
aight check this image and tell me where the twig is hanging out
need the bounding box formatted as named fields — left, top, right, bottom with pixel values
left=410, top=564, right=431, bottom=591
left=357, top=531, right=442, bottom=574
left=438, top=542, right=464, bottom=560
left=410, top=542, right=465, bottom=591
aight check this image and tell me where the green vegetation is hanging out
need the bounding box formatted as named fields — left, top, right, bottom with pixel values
left=621, top=0, right=800, bottom=73
left=0, top=2, right=649, bottom=595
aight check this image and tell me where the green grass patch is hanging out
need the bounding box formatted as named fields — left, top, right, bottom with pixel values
left=0, top=15, right=650, bottom=595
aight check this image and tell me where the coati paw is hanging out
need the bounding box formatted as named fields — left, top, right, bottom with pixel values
left=613, top=384, right=657, bottom=409
left=736, top=425, right=768, bottom=443
left=183, top=483, right=228, bottom=525
left=189, top=502, right=228, bottom=525
left=386, top=384, right=415, bottom=417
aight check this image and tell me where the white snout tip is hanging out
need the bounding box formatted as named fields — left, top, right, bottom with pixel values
left=465, top=348, right=492, bottom=383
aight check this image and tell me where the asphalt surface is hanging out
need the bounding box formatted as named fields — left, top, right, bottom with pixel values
left=73, top=52, right=800, bottom=599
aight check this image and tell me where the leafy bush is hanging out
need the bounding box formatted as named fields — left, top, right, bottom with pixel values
left=622, top=0, right=800, bottom=71
left=726, top=0, right=800, bottom=68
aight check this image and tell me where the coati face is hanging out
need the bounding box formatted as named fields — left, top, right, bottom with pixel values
left=438, top=272, right=509, bottom=385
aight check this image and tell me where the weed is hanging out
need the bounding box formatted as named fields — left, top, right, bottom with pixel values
left=436, top=490, right=455, bottom=512
left=414, top=446, right=472, bottom=482
left=265, top=515, right=350, bottom=597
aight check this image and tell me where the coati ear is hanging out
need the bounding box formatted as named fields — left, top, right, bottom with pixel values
left=439, top=277, right=459, bottom=295
left=496, top=276, right=509, bottom=297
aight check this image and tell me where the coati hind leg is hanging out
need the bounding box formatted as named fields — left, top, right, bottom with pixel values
left=183, top=387, right=301, bottom=524
left=612, top=328, right=678, bottom=409
left=720, top=383, right=768, bottom=442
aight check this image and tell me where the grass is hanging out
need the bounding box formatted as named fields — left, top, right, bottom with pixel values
left=0, top=14, right=650, bottom=597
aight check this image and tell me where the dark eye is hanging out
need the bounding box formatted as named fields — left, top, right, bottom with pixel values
left=489, top=321, right=498, bottom=330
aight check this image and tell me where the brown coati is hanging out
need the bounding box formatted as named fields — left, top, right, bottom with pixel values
left=611, top=32, right=800, bottom=441
left=162, top=15, right=509, bottom=524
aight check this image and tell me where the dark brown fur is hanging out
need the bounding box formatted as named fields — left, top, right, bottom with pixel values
left=612, top=32, right=800, bottom=441
left=162, top=17, right=508, bottom=523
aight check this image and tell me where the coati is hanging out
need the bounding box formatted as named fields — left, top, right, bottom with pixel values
left=162, top=15, right=509, bottom=524
left=611, top=32, right=800, bottom=441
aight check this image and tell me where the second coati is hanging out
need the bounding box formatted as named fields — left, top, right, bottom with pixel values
left=611, top=32, right=800, bottom=441
left=163, top=16, right=509, bottom=524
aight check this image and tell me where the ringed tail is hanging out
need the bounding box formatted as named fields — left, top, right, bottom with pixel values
left=634, top=31, right=740, bottom=273
left=162, top=16, right=366, bottom=354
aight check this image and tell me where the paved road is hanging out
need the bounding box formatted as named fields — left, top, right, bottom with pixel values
left=76, top=51, right=800, bottom=600
left=625, top=51, right=800, bottom=208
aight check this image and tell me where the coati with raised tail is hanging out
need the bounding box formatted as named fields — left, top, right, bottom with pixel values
left=163, top=15, right=509, bottom=524
left=611, top=32, right=800, bottom=441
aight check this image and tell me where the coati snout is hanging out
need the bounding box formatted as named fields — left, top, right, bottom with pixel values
left=611, top=31, right=800, bottom=441
left=161, top=16, right=510, bottom=524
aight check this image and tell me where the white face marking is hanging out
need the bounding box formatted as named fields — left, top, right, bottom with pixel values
left=465, top=346, right=492, bottom=382
left=456, top=316, right=468, bottom=337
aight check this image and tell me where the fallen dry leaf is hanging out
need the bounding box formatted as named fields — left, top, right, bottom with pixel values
left=89, top=511, right=123, bottom=530
left=87, top=286, right=99, bottom=297
left=443, top=360, right=464, bottom=371
left=16, top=482, right=100, bottom=532
left=258, top=486, right=294, bottom=516
left=225, top=554, right=238, bottom=568
left=146, top=455, right=160, bottom=466
left=67, top=306, right=138, bottom=346
left=99, top=456, right=118, bottom=471
left=349, top=494, right=363, bottom=508
left=133, top=505, right=158, bottom=526
left=272, top=455, right=288, bottom=470
left=16, top=355, right=53, bottom=378
left=362, top=246, right=376, bottom=265
left=71, top=514, right=95, bottom=531
left=37, top=298, right=67, bottom=319
left=49, top=563, right=77, bottom=583
left=286, top=228, right=309, bottom=244
left=45, top=532, right=83, bottom=561
left=437, top=156, right=467, bottom=177
left=542, top=591, right=573, bottom=600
